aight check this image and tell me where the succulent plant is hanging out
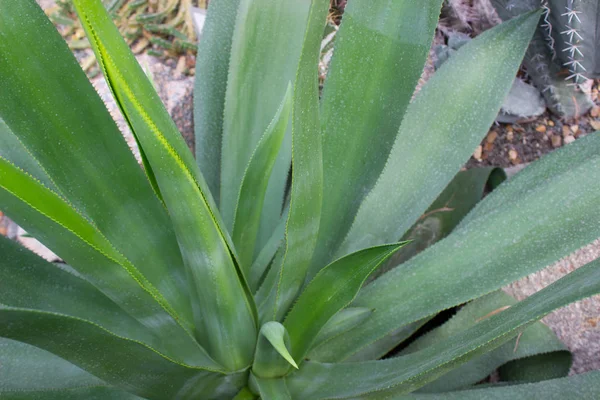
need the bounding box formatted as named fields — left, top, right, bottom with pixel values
left=1, top=1, right=600, bottom=399
left=492, top=0, right=599, bottom=117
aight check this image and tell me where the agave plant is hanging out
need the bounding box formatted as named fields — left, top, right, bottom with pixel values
left=1, top=0, right=600, bottom=399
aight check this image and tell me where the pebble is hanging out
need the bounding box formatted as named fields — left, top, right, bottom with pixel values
left=473, top=145, right=483, bottom=161
left=486, top=131, right=498, bottom=144
left=535, top=124, right=547, bottom=133
left=591, top=106, right=600, bottom=118
left=590, top=120, right=600, bottom=131
left=506, top=130, right=514, bottom=141
left=551, top=135, right=562, bottom=148
left=564, top=135, right=576, bottom=144
left=570, top=125, right=580, bottom=135
left=508, top=149, right=518, bottom=160
left=548, top=120, right=555, bottom=127
left=562, top=125, right=571, bottom=137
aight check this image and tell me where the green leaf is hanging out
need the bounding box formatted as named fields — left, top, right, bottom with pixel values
left=356, top=371, right=600, bottom=399
left=0, top=338, right=104, bottom=393
left=337, top=10, right=541, bottom=257
left=220, top=0, right=312, bottom=246
left=249, top=208, right=288, bottom=292
left=285, top=244, right=403, bottom=362
left=271, top=0, right=329, bottom=320
left=253, top=322, right=298, bottom=379
left=287, top=256, right=600, bottom=399
left=0, top=236, right=181, bottom=359
left=0, top=338, right=142, bottom=399
left=372, top=167, right=505, bottom=283
left=310, top=0, right=444, bottom=279
left=402, top=291, right=569, bottom=392
left=0, top=0, right=193, bottom=336
left=250, top=374, right=292, bottom=400
left=194, top=0, right=242, bottom=203
left=233, top=85, right=292, bottom=272
left=0, top=118, right=57, bottom=191
left=310, top=307, right=373, bottom=351
left=0, top=307, right=246, bottom=399
left=313, top=167, right=504, bottom=363
left=72, top=0, right=257, bottom=370
left=0, top=158, right=215, bottom=368
left=322, top=125, right=600, bottom=363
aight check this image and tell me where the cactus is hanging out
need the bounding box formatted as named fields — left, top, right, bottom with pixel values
left=491, top=0, right=599, bottom=117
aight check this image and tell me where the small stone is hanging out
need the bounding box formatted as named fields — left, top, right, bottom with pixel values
left=508, top=149, right=518, bottom=161
left=548, top=120, right=555, bottom=127
left=552, top=135, right=562, bottom=148
left=535, top=125, right=547, bottom=133
left=506, top=130, right=514, bottom=141
left=473, top=145, right=483, bottom=161
left=590, top=120, right=600, bottom=131
left=570, top=125, right=580, bottom=135
left=486, top=131, right=498, bottom=144
left=591, top=106, right=600, bottom=118
left=564, top=135, right=576, bottom=144
left=562, top=125, right=571, bottom=137
left=484, top=142, right=494, bottom=152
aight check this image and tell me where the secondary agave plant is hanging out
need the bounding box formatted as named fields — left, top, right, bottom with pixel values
left=1, top=0, right=600, bottom=399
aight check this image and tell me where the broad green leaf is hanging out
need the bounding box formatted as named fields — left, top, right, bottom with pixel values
left=271, top=0, right=329, bottom=320
left=220, top=0, right=312, bottom=247
left=249, top=208, right=288, bottom=292
left=253, top=322, right=297, bottom=379
left=0, top=338, right=142, bottom=399
left=0, top=307, right=246, bottom=399
left=285, top=244, right=403, bottom=362
left=287, top=257, right=600, bottom=399
left=194, top=0, right=242, bottom=203
left=0, top=236, right=181, bottom=358
left=338, top=11, right=541, bottom=257
left=0, top=158, right=216, bottom=368
left=0, top=0, right=192, bottom=333
left=233, top=86, right=292, bottom=272
left=357, top=371, right=600, bottom=399
left=402, top=291, right=569, bottom=392
left=311, top=307, right=373, bottom=350
left=310, top=0, right=444, bottom=279
left=322, top=125, right=600, bottom=362
left=0, top=118, right=56, bottom=191
left=232, top=388, right=258, bottom=400
left=73, top=0, right=257, bottom=370
left=0, top=338, right=104, bottom=393
left=372, top=167, right=505, bottom=282
left=250, top=374, right=292, bottom=400
left=313, top=168, right=504, bottom=363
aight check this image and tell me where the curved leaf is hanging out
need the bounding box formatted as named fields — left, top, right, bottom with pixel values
left=0, top=307, right=245, bottom=400
left=250, top=374, right=291, bottom=400
left=253, top=321, right=297, bottom=379
left=287, top=257, right=600, bottom=399
left=338, top=10, right=541, bottom=256
left=402, top=291, right=570, bottom=392
left=323, top=130, right=600, bottom=360
left=285, top=244, right=403, bottom=362
left=194, top=0, right=242, bottom=202
left=219, top=0, right=311, bottom=242
left=72, top=0, right=257, bottom=370
left=356, top=371, right=600, bottom=399
left=310, top=307, right=373, bottom=351
left=0, top=158, right=214, bottom=368
left=0, top=118, right=56, bottom=191
left=311, top=0, right=444, bottom=279
left=0, top=0, right=191, bottom=332
left=271, top=0, right=329, bottom=320
left=233, top=86, right=292, bottom=271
